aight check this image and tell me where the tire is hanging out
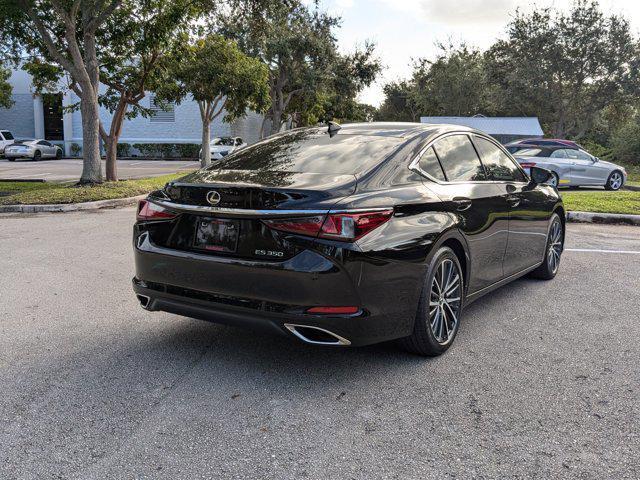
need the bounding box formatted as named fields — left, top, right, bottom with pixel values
left=8, top=158, right=15, bottom=162
left=33, top=150, right=41, bottom=161
left=605, top=170, right=623, bottom=191
left=56, top=149, right=62, bottom=159
left=400, top=246, right=464, bottom=356
left=530, top=213, right=563, bottom=280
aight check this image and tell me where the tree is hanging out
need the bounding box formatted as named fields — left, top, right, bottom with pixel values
left=0, top=0, right=125, bottom=184
left=0, top=65, right=12, bottom=109
left=412, top=44, right=495, bottom=117
left=375, top=81, right=419, bottom=122
left=157, top=34, right=269, bottom=167
left=485, top=0, right=637, bottom=139
left=221, top=0, right=378, bottom=136
left=97, top=0, right=201, bottom=181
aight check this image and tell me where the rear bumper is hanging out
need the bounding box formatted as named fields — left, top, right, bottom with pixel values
left=133, top=233, right=413, bottom=346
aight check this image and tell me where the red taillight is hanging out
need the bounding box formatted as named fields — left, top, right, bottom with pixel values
left=306, top=306, right=359, bottom=315
left=263, top=210, right=393, bottom=242
left=137, top=200, right=177, bottom=221
left=520, top=162, right=537, bottom=168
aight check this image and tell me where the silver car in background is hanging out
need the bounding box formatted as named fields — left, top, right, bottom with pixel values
left=506, top=139, right=627, bottom=190
left=4, top=139, right=63, bottom=161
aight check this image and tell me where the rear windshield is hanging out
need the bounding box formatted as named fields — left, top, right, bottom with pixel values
left=210, top=128, right=404, bottom=175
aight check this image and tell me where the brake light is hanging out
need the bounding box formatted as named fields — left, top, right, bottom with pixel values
left=137, top=200, right=177, bottom=221
left=519, top=162, right=537, bottom=169
left=306, top=306, right=360, bottom=315
left=263, top=210, right=393, bottom=242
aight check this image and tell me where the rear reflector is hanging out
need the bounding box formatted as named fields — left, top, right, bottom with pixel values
left=137, top=200, right=178, bottom=221
left=519, top=162, right=537, bottom=169
left=306, top=306, right=359, bottom=315
left=263, top=210, right=393, bottom=242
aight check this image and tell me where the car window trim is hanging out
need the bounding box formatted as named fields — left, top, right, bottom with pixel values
left=409, top=131, right=529, bottom=185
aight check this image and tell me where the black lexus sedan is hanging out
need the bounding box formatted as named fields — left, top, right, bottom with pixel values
left=132, top=123, right=565, bottom=356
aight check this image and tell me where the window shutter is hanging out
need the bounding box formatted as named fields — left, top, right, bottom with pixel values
left=149, top=95, right=175, bottom=123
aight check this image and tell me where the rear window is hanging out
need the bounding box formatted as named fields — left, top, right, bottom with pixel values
left=210, top=128, right=403, bottom=175
left=1, top=131, right=13, bottom=140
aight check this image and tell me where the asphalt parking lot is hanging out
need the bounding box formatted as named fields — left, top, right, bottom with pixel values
left=0, top=158, right=199, bottom=181
left=1, top=209, right=639, bottom=479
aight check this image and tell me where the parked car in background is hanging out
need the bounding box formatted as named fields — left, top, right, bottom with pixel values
left=199, top=137, right=247, bottom=160
left=0, top=130, right=15, bottom=156
left=506, top=139, right=627, bottom=190
left=4, top=139, right=63, bottom=161
left=133, top=123, right=565, bottom=357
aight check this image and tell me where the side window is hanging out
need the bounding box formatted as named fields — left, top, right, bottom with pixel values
left=236, top=138, right=243, bottom=146
left=575, top=149, right=592, bottom=161
left=0, top=132, right=5, bottom=140
left=432, top=135, right=486, bottom=182
left=1, top=131, right=13, bottom=140
left=418, top=147, right=446, bottom=181
left=550, top=149, right=569, bottom=159
left=473, top=136, right=527, bottom=182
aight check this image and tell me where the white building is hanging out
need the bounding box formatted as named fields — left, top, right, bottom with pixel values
left=0, top=69, right=265, bottom=156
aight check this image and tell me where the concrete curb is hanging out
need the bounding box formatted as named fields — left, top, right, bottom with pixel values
left=0, top=194, right=146, bottom=213
left=624, top=184, right=640, bottom=192
left=567, top=210, right=640, bottom=226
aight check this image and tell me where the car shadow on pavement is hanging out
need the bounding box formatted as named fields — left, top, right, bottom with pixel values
left=113, top=275, right=537, bottom=391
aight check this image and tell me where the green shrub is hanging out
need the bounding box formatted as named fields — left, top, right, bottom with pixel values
left=610, top=119, right=640, bottom=166
left=130, top=143, right=201, bottom=159
left=176, top=143, right=200, bottom=158
left=117, top=143, right=132, bottom=157
left=70, top=143, right=82, bottom=157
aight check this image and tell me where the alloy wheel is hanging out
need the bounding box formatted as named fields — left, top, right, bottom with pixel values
left=609, top=172, right=623, bottom=190
left=429, top=258, right=462, bottom=345
left=547, top=220, right=563, bottom=274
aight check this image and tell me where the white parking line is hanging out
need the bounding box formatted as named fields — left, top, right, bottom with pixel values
left=566, top=248, right=640, bottom=255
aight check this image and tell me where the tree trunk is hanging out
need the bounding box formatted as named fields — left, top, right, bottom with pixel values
left=104, top=98, right=128, bottom=181
left=201, top=119, right=211, bottom=168
left=79, top=91, right=103, bottom=184
left=269, top=108, right=283, bottom=135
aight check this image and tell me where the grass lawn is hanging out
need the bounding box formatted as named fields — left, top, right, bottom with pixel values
left=560, top=189, right=640, bottom=215
left=1, top=171, right=639, bottom=215
left=0, top=173, right=190, bottom=205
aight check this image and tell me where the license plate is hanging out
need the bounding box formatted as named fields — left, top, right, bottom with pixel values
left=193, top=218, right=239, bottom=253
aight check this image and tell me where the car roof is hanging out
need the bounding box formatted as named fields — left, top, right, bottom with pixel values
left=507, top=138, right=581, bottom=149
left=334, top=122, right=476, bottom=139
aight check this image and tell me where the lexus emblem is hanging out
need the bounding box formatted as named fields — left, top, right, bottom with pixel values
left=206, top=190, right=222, bottom=206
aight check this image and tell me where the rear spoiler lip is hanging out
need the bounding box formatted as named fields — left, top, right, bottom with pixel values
left=147, top=198, right=391, bottom=218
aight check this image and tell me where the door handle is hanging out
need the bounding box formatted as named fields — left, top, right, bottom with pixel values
left=505, top=195, right=520, bottom=208
left=453, top=198, right=472, bottom=211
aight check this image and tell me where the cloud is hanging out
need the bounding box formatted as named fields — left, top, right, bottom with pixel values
left=420, top=0, right=519, bottom=25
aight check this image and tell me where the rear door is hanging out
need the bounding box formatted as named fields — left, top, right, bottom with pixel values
left=414, top=133, right=510, bottom=293
left=471, top=135, right=548, bottom=276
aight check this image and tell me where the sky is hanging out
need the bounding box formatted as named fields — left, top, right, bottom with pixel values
left=311, top=0, right=640, bottom=106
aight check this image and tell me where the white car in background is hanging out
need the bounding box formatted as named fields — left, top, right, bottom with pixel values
left=506, top=139, right=627, bottom=190
left=4, top=139, right=63, bottom=161
left=0, top=130, right=15, bottom=156
left=199, top=137, right=247, bottom=160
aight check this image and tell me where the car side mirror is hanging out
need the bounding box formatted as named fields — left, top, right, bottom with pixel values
left=530, top=166, right=553, bottom=185
left=593, top=157, right=600, bottom=163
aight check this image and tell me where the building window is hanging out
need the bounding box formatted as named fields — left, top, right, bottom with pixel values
left=149, top=95, right=175, bottom=123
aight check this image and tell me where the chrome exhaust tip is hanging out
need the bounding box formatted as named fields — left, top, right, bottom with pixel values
left=284, top=324, right=351, bottom=346
left=136, top=294, right=152, bottom=310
